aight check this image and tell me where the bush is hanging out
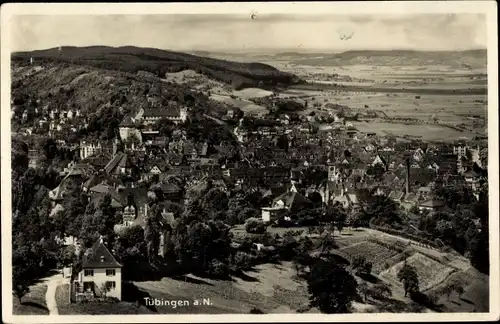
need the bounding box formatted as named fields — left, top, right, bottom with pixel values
left=245, top=218, right=267, bottom=234
left=232, top=251, right=255, bottom=271
left=208, top=259, right=229, bottom=279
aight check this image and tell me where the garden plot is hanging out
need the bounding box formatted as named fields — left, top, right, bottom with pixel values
left=379, top=252, right=456, bottom=292
left=340, top=241, right=399, bottom=272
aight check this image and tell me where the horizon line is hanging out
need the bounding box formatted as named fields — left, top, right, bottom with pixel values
left=12, top=45, right=489, bottom=55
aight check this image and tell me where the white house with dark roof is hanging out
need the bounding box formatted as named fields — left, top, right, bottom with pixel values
left=74, top=238, right=122, bottom=301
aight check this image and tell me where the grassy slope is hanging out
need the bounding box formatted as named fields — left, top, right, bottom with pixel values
left=133, top=262, right=309, bottom=314
left=12, top=284, right=49, bottom=315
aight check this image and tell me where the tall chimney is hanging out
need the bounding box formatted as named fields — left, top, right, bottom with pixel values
left=405, top=158, right=410, bottom=195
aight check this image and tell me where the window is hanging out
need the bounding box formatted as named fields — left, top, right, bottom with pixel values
left=106, top=269, right=116, bottom=276
left=106, top=281, right=116, bottom=289
left=84, top=270, right=94, bottom=277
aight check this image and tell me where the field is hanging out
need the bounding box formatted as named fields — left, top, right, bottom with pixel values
left=255, top=55, right=488, bottom=141
left=352, top=121, right=478, bottom=141
left=12, top=283, right=49, bottom=315
left=210, top=93, right=268, bottom=115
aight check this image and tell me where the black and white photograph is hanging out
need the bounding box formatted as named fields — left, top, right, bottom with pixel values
left=1, top=2, right=498, bottom=323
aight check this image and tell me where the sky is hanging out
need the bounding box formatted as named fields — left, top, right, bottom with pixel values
left=10, top=13, right=487, bottom=53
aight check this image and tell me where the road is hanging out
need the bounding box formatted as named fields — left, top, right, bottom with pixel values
left=40, top=270, right=70, bottom=315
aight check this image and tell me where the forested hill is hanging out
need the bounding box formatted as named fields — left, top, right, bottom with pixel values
left=11, top=46, right=300, bottom=90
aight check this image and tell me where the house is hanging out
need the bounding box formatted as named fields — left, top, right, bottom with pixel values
left=28, top=149, right=41, bottom=169
left=417, top=186, right=432, bottom=198
left=119, top=116, right=142, bottom=143
left=453, top=144, right=469, bottom=158
left=463, top=169, right=482, bottom=192
left=261, top=206, right=287, bottom=223
left=80, top=141, right=114, bottom=160
left=73, top=238, right=122, bottom=301
left=104, top=152, right=135, bottom=176
left=371, top=154, right=387, bottom=170
left=271, top=190, right=313, bottom=213
left=418, top=199, right=446, bottom=213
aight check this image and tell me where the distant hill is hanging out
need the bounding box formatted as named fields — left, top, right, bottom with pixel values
left=278, top=49, right=487, bottom=69
left=12, top=46, right=301, bottom=90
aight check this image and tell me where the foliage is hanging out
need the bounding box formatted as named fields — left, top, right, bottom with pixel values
left=358, top=194, right=402, bottom=227
left=397, top=262, right=420, bottom=297
left=245, top=218, right=267, bottom=234
left=170, top=218, right=233, bottom=276
left=307, top=259, right=358, bottom=313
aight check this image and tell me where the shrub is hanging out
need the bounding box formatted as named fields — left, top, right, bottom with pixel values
left=232, top=251, right=254, bottom=271
left=245, top=218, right=267, bottom=234
left=208, top=259, right=229, bottom=278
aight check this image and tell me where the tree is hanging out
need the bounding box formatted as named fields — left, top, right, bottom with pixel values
left=370, top=283, right=392, bottom=300
left=397, top=262, right=419, bottom=297
left=352, top=256, right=373, bottom=276
left=245, top=218, right=267, bottom=234
left=307, top=259, right=358, bottom=313
left=100, top=282, right=113, bottom=298
left=13, top=277, right=30, bottom=304
left=308, top=191, right=323, bottom=209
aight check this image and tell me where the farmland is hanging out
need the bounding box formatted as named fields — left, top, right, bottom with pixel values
left=208, top=50, right=488, bottom=141
left=209, top=94, right=268, bottom=115
left=352, top=121, right=479, bottom=141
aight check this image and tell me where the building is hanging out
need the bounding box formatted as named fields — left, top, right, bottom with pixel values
left=261, top=206, right=287, bottom=223
left=73, top=238, right=122, bottom=301
left=134, top=103, right=188, bottom=125
left=80, top=141, right=113, bottom=160
left=28, top=149, right=41, bottom=169
left=453, top=144, right=469, bottom=158
left=418, top=199, right=445, bottom=213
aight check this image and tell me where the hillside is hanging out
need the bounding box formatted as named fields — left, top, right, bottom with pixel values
left=10, top=60, right=233, bottom=142
left=282, top=49, right=487, bottom=69
left=11, top=46, right=301, bottom=90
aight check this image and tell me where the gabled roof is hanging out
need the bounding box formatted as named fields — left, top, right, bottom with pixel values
left=89, top=183, right=113, bottom=194
left=419, top=199, right=445, bottom=208
left=273, top=191, right=312, bottom=211
left=104, top=152, right=125, bottom=174
left=82, top=238, right=122, bottom=269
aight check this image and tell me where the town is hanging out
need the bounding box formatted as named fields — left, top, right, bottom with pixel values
left=10, top=38, right=490, bottom=316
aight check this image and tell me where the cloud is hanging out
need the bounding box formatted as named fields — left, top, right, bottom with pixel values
left=9, top=13, right=487, bottom=52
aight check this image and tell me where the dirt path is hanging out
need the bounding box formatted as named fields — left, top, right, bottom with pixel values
left=40, top=270, right=70, bottom=315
